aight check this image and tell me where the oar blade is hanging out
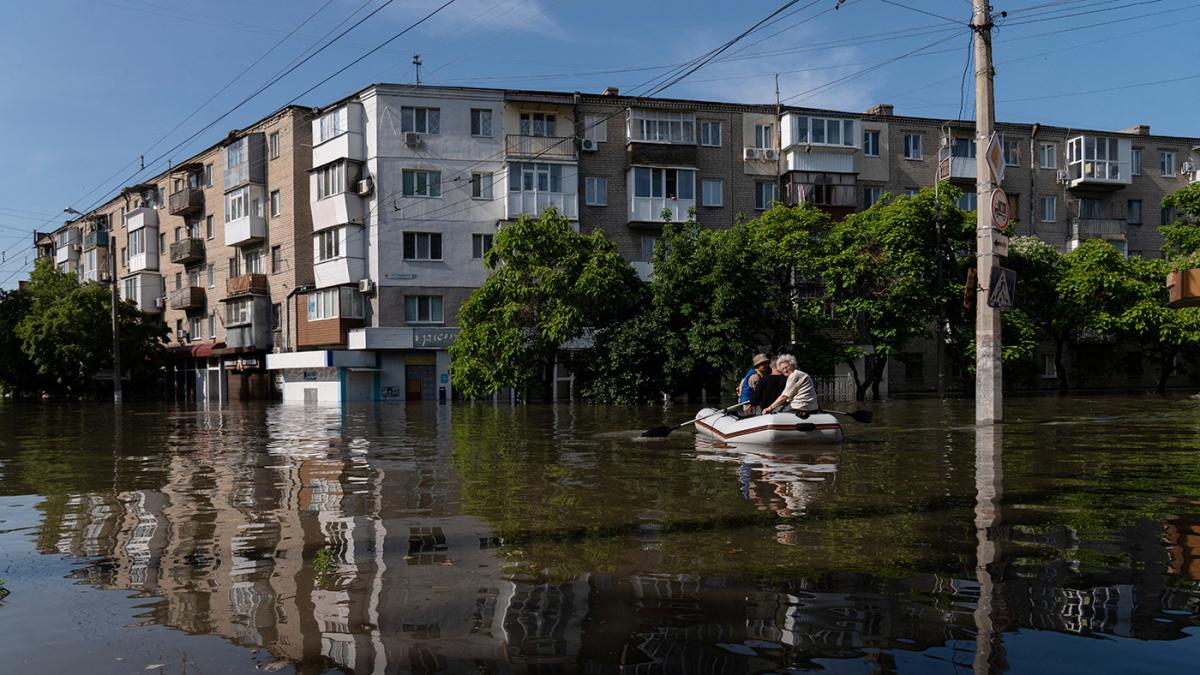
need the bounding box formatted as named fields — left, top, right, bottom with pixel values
left=640, top=426, right=674, bottom=438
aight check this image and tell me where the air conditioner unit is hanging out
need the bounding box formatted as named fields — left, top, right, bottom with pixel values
left=154, top=297, right=165, bottom=309
left=357, top=177, right=374, bottom=196
left=1056, top=169, right=1070, bottom=184
left=763, top=148, right=780, bottom=161
left=579, top=138, right=598, bottom=152
left=743, top=147, right=761, bottom=161
left=404, top=132, right=421, bottom=147
left=358, top=278, right=376, bottom=295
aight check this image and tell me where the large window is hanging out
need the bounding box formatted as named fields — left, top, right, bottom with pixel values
left=471, top=172, right=493, bottom=199
left=307, top=287, right=364, bottom=321
left=904, top=134, right=922, bottom=160
left=863, top=130, right=880, bottom=157
left=225, top=187, right=248, bottom=222
left=629, top=109, right=695, bottom=144
left=793, top=116, right=858, bottom=148
left=754, top=124, right=774, bottom=149
left=956, top=192, right=978, bottom=212
left=129, top=228, right=145, bottom=256
left=403, top=232, right=442, bottom=260
left=700, top=121, right=721, bottom=147
left=316, top=228, right=341, bottom=262
left=511, top=163, right=563, bottom=193
left=1003, top=138, right=1021, bottom=167
left=633, top=167, right=694, bottom=200
left=402, top=169, right=441, bottom=197
left=189, top=316, right=203, bottom=342
left=519, top=112, right=556, bottom=137
left=585, top=177, right=608, bottom=206
left=316, top=162, right=347, bottom=199
left=1127, top=199, right=1142, bottom=225
left=1068, top=136, right=1122, bottom=181
left=701, top=178, right=723, bottom=207
left=226, top=140, right=244, bottom=169
left=244, top=248, right=262, bottom=274
left=470, top=108, right=492, bottom=137
left=864, top=186, right=883, bottom=208
left=1040, top=196, right=1056, bottom=222
left=1161, top=151, right=1176, bottom=177
left=404, top=295, right=444, bottom=324
left=754, top=181, right=775, bottom=210
left=583, top=114, right=607, bottom=143
left=318, top=107, right=347, bottom=143
left=472, top=234, right=494, bottom=259
left=1039, top=143, right=1057, bottom=169
left=401, top=106, right=440, bottom=135
left=226, top=298, right=252, bottom=325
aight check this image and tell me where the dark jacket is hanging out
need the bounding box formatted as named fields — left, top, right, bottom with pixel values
left=751, top=373, right=788, bottom=409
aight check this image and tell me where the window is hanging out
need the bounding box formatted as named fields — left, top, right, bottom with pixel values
left=1039, top=143, right=1056, bottom=169
left=316, top=162, right=346, bottom=199
left=1040, top=196, right=1056, bottom=222
left=269, top=131, right=280, bottom=159
left=129, top=229, right=144, bottom=256
left=207, top=264, right=214, bottom=288
left=318, top=107, right=347, bottom=142
left=271, top=303, right=281, bottom=331
left=225, top=187, right=248, bottom=222
left=187, top=219, right=200, bottom=239
left=270, top=190, right=281, bottom=217
left=208, top=314, right=216, bottom=339
left=754, top=181, right=775, bottom=210
left=226, top=298, right=252, bottom=325
left=1041, top=354, right=1057, bottom=379
left=754, top=124, right=774, bottom=149
left=792, top=116, right=857, bottom=147
left=175, top=272, right=182, bottom=290
left=470, top=109, right=492, bottom=137
left=471, top=172, right=493, bottom=200
left=1003, top=138, right=1021, bottom=167
left=226, top=140, right=244, bottom=170
left=175, top=320, right=182, bottom=341
left=403, top=232, right=442, bottom=260
left=1080, top=198, right=1103, bottom=219
left=244, top=248, right=262, bottom=274
left=904, top=134, right=922, bottom=160
left=633, top=167, right=695, bottom=200
left=629, top=109, right=695, bottom=144
left=271, top=245, right=282, bottom=273
left=639, top=236, right=658, bottom=262
left=120, top=206, right=127, bottom=226
left=700, top=121, right=721, bottom=147
left=404, top=295, right=443, bottom=324
left=1127, top=199, right=1142, bottom=225
left=205, top=215, right=213, bottom=240
left=1131, top=148, right=1142, bottom=176
left=511, top=163, right=563, bottom=193
left=401, top=106, right=440, bottom=135
left=204, top=163, right=213, bottom=187
left=123, top=277, right=136, bottom=300
left=120, top=247, right=127, bottom=269
left=174, top=226, right=182, bottom=243
left=189, top=316, right=203, bottom=342
left=583, top=114, right=608, bottom=143
left=956, top=192, right=978, bottom=212
left=229, top=256, right=240, bottom=278
left=1162, top=206, right=1175, bottom=226
left=402, top=169, right=441, bottom=197
left=1068, top=136, right=1122, bottom=181
left=519, top=112, right=556, bottom=137
left=864, top=186, right=883, bottom=208
left=157, top=187, right=165, bottom=209
left=701, top=178, right=723, bottom=207
left=316, top=228, right=341, bottom=262
left=863, top=130, right=880, bottom=157
left=1161, top=151, right=1176, bottom=177
left=307, top=288, right=338, bottom=320
left=585, top=177, right=608, bottom=206
left=472, top=234, right=494, bottom=259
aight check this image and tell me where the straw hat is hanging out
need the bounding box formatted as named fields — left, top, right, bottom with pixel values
left=752, top=353, right=770, bottom=367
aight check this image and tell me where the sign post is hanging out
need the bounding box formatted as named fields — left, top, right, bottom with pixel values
left=974, top=0, right=1003, bottom=425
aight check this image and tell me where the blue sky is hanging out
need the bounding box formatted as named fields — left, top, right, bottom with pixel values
left=2, top=0, right=1198, bottom=286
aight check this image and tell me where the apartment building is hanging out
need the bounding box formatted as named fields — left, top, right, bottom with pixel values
left=40, top=105, right=314, bottom=401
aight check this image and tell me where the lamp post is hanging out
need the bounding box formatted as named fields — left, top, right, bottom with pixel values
left=66, top=207, right=121, bottom=404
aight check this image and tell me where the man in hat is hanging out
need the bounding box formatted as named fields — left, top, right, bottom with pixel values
left=737, top=353, right=771, bottom=415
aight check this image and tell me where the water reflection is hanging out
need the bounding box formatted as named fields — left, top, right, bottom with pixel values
left=1, top=400, right=1199, bottom=673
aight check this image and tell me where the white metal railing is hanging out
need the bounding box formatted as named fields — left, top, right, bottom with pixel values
left=816, top=375, right=856, bottom=402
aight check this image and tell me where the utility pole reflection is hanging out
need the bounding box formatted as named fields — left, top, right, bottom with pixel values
left=974, top=424, right=1003, bottom=674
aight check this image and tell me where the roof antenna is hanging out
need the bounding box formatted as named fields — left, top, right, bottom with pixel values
left=412, top=54, right=422, bottom=85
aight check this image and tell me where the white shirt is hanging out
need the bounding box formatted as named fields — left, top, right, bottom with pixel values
left=781, top=370, right=818, bottom=411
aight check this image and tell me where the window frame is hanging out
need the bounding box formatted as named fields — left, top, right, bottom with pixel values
left=472, top=233, right=494, bottom=260
left=583, top=114, right=608, bottom=143
left=1161, top=151, right=1176, bottom=177
left=470, top=108, right=493, bottom=138
left=402, top=232, right=443, bottom=261
left=1040, top=196, right=1057, bottom=223
left=404, top=295, right=444, bottom=324
left=903, top=133, right=922, bottom=160
left=470, top=172, right=493, bottom=200
left=269, top=131, right=280, bottom=160
left=401, top=106, right=440, bottom=135
left=699, top=120, right=721, bottom=147
left=585, top=176, right=608, bottom=206
left=754, top=181, right=775, bottom=211
left=402, top=169, right=442, bottom=198
left=1127, top=199, right=1142, bottom=225
left=863, top=186, right=883, bottom=209
left=316, top=228, right=341, bottom=262
left=270, top=190, right=281, bottom=217
left=700, top=178, right=723, bottom=207
left=1039, top=143, right=1057, bottom=169
left=863, top=130, right=880, bottom=157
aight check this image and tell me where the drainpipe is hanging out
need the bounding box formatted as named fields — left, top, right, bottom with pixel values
left=283, top=285, right=311, bottom=352
left=1029, top=123, right=1039, bottom=236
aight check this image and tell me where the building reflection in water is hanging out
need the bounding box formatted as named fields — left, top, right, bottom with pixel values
left=25, top=404, right=1200, bottom=673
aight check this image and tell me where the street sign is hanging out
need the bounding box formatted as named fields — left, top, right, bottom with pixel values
left=985, top=132, right=1005, bottom=184
left=991, top=188, right=1010, bottom=230
left=987, top=266, right=1016, bottom=310
left=992, top=233, right=1009, bottom=256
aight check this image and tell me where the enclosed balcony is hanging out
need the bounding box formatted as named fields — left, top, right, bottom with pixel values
left=169, top=237, right=205, bottom=265
left=169, top=285, right=206, bottom=311
left=224, top=184, right=267, bottom=247
left=505, top=134, right=576, bottom=161
left=168, top=185, right=204, bottom=216
left=506, top=162, right=579, bottom=220
left=1067, top=135, right=1132, bottom=190
left=83, top=230, right=108, bottom=250
left=226, top=273, right=269, bottom=297
left=125, top=206, right=158, bottom=231
left=627, top=166, right=695, bottom=223
left=223, top=133, right=266, bottom=191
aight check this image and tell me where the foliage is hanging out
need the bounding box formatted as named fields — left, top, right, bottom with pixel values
left=312, top=546, right=337, bottom=590
left=0, top=288, right=39, bottom=396
left=450, top=208, right=639, bottom=399
left=1161, top=182, right=1200, bottom=265
left=576, top=309, right=667, bottom=404
left=1112, top=254, right=1200, bottom=392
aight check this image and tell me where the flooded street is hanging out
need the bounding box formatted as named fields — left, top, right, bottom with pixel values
left=1, top=398, right=1199, bottom=673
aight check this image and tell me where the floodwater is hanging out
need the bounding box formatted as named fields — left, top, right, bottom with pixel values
left=0, top=398, right=1198, bottom=674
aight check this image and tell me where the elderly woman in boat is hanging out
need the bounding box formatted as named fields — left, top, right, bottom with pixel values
left=761, top=353, right=820, bottom=418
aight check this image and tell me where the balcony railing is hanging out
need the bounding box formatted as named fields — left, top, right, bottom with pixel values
left=83, top=231, right=109, bottom=250
left=226, top=273, right=269, bottom=297
left=1071, top=218, right=1127, bottom=240
left=169, top=238, right=205, bottom=265
left=169, top=285, right=206, bottom=311
left=505, top=134, right=577, bottom=160
left=168, top=186, right=204, bottom=216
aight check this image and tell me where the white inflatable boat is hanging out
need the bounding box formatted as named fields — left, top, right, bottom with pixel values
left=692, top=407, right=843, bottom=444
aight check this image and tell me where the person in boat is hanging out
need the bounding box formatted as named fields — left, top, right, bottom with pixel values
left=761, top=353, right=819, bottom=417
left=750, top=357, right=789, bottom=414
left=737, top=353, right=771, bottom=414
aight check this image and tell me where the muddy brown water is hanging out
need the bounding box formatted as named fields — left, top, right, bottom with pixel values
left=1, top=397, right=1199, bottom=673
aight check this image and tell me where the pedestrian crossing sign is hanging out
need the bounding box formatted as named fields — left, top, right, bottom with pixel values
left=987, top=266, right=1016, bottom=310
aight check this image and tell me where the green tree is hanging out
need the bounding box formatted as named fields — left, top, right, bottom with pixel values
left=1113, top=254, right=1200, bottom=393
left=1005, top=236, right=1080, bottom=392
left=15, top=258, right=167, bottom=398
left=1160, top=182, right=1200, bottom=265
left=0, top=287, right=39, bottom=395
left=450, top=208, right=639, bottom=400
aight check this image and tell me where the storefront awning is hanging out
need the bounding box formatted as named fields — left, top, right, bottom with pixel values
left=192, top=341, right=225, bottom=357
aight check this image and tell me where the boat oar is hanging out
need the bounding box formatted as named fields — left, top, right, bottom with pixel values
left=823, top=408, right=873, bottom=423
left=640, top=403, right=743, bottom=438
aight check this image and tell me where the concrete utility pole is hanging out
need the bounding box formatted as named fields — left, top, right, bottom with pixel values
left=110, top=233, right=122, bottom=404
left=973, top=0, right=1001, bottom=424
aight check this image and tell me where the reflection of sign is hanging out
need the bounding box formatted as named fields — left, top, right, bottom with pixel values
left=987, top=266, right=1016, bottom=310
left=413, top=328, right=458, bottom=349
left=986, top=132, right=1005, bottom=184
left=991, top=188, right=1009, bottom=229
left=992, top=233, right=1009, bottom=256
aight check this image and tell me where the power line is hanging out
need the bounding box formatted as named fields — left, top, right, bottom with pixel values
left=878, top=0, right=964, bottom=25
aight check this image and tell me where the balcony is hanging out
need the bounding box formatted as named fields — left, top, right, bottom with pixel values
left=1071, top=218, right=1127, bottom=241
left=937, top=145, right=977, bottom=182
left=505, top=134, right=576, bottom=161
left=629, top=195, right=695, bottom=223
left=505, top=190, right=578, bottom=220
left=84, top=231, right=108, bottom=250
left=226, top=273, right=269, bottom=297
left=169, top=285, right=206, bottom=311
left=223, top=134, right=266, bottom=191
left=125, top=206, right=158, bottom=231
left=168, top=186, right=204, bottom=216
left=1067, top=135, right=1132, bottom=190
left=169, top=238, right=205, bottom=265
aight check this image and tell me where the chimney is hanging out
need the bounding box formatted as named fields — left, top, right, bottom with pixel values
left=1120, top=124, right=1151, bottom=136
left=601, top=86, right=620, bottom=96
left=866, top=103, right=894, bottom=117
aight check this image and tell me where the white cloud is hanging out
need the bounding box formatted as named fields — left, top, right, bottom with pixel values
left=389, top=0, right=569, bottom=41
